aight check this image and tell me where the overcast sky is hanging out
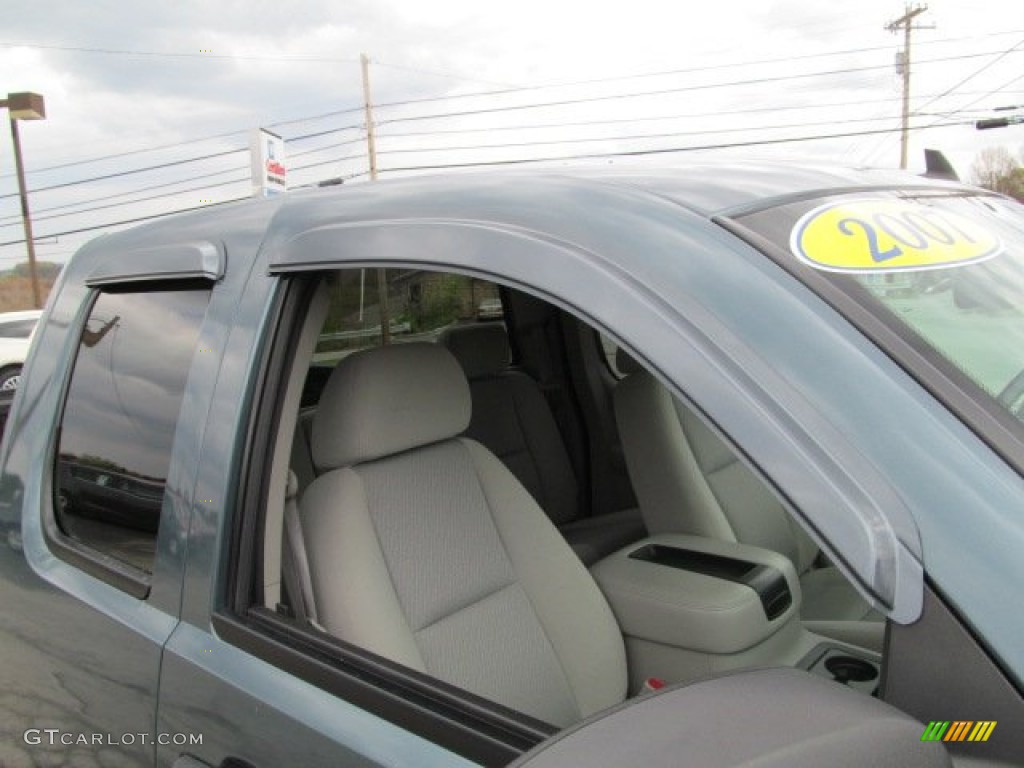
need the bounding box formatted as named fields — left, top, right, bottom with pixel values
left=1, top=0, right=1022, bottom=270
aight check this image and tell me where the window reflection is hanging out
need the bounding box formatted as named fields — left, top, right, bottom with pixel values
left=55, top=289, right=209, bottom=573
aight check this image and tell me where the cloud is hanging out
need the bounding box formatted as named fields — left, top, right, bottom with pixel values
left=1, top=0, right=1022, bottom=265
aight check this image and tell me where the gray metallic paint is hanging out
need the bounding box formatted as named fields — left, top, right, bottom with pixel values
left=1, top=165, right=1021, bottom=766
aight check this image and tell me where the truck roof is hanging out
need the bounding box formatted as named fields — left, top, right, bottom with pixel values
left=67, top=162, right=973, bottom=280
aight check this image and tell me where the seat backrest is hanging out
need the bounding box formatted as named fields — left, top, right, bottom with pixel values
left=300, top=342, right=627, bottom=726
left=440, top=323, right=579, bottom=526
left=614, top=359, right=817, bottom=575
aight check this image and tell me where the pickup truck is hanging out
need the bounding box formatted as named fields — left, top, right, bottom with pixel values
left=2, top=164, right=1022, bottom=768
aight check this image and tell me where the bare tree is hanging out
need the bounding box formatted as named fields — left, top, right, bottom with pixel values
left=971, top=146, right=1024, bottom=201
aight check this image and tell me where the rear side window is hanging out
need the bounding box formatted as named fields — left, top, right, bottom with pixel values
left=53, top=288, right=209, bottom=581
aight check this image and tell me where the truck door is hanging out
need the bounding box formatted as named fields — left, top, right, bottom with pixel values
left=0, top=246, right=220, bottom=767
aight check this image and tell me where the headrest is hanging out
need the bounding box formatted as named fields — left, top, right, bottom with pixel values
left=439, top=322, right=510, bottom=379
left=615, top=347, right=643, bottom=376
left=311, top=343, right=471, bottom=471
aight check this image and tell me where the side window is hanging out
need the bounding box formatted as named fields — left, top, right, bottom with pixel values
left=318, top=268, right=501, bottom=348
left=53, top=288, right=210, bottom=581
left=233, top=266, right=884, bottom=764
left=302, top=269, right=502, bottom=405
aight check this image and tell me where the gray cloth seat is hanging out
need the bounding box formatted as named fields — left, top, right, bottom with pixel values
left=613, top=356, right=877, bottom=622
left=299, top=342, right=628, bottom=726
left=440, top=322, right=645, bottom=564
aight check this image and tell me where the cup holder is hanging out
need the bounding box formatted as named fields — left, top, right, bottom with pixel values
left=824, top=655, right=878, bottom=685
left=802, top=646, right=881, bottom=696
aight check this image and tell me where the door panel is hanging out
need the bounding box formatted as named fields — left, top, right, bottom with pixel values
left=0, top=538, right=171, bottom=768
left=155, top=621, right=476, bottom=768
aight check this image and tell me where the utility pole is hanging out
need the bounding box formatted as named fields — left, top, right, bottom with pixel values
left=886, top=4, right=932, bottom=169
left=1, top=92, right=47, bottom=309
left=360, top=53, right=379, bottom=182
left=8, top=118, right=42, bottom=308
left=360, top=53, right=390, bottom=344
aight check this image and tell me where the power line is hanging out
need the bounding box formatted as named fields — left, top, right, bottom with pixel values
left=0, top=129, right=365, bottom=223
left=0, top=175, right=250, bottom=228
left=2, top=105, right=974, bottom=228
left=0, top=165, right=250, bottom=224
left=288, top=123, right=364, bottom=143
left=861, top=47, right=1024, bottom=166
left=928, top=71, right=1024, bottom=125
left=289, top=135, right=367, bottom=160
left=0, top=150, right=366, bottom=228
left=373, top=112, right=926, bottom=157
left=0, top=167, right=373, bottom=250
left=915, top=37, right=1024, bottom=115
left=374, top=50, right=1016, bottom=127
left=6, top=27, right=1021, bottom=79
left=378, top=119, right=974, bottom=175
left=0, top=128, right=248, bottom=179
left=374, top=93, right=993, bottom=141
left=0, top=41, right=521, bottom=89
left=0, top=114, right=363, bottom=183
left=7, top=29, right=1021, bottom=182
left=6, top=41, right=1014, bottom=186
left=0, top=119, right=971, bottom=252
left=0, top=41, right=359, bottom=63
left=9, top=106, right=908, bottom=220
left=3, top=48, right=1012, bottom=204
left=0, top=69, right=880, bottom=198
left=0, top=147, right=246, bottom=200
left=0, top=153, right=367, bottom=230
left=0, top=196, right=251, bottom=248
left=366, top=31, right=1024, bottom=111
left=0, top=138, right=366, bottom=223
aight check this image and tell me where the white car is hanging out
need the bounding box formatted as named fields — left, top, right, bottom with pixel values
left=0, top=309, right=42, bottom=390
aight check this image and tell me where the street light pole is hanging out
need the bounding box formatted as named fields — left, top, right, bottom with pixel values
left=8, top=118, right=42, bottom=308
left=0, top=92, right=47, bottom=309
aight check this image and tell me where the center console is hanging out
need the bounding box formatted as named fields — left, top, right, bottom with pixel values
left=591, top=533, right=879, bottom=693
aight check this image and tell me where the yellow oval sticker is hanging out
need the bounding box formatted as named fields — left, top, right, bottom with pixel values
left=790, top=199, right=1003, bottom=273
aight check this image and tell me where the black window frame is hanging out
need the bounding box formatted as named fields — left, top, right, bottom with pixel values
left=45, top=281, right=212, bottom=599
left=215, top=271, right=557, bottom=766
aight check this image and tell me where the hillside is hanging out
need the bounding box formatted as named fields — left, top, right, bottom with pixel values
left=0, top=261, right=60, bottom=312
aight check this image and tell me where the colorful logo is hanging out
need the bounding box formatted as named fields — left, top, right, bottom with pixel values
left=920, top=721, right=997, bottom=743
left=790, top=199, right=1003, bottom=274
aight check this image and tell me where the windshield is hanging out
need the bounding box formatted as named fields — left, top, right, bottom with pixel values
left=737, top=191, right=1024, bottom=425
